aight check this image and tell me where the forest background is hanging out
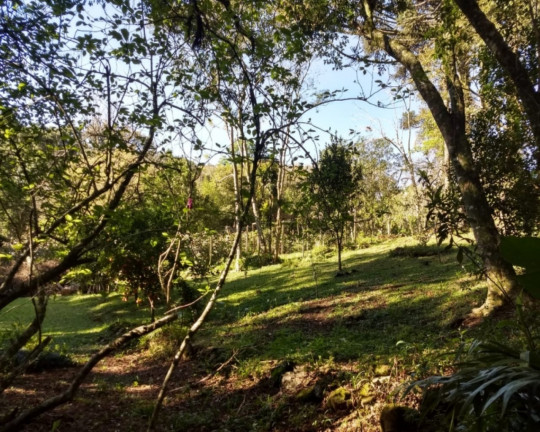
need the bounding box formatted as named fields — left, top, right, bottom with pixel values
left=1, top=0, right=540, bottom=430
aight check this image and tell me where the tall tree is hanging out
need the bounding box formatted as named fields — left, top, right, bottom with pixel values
left=326, top=0, right=521, bottom=313
left=453, top=0, right=540, bottom=169
left=0, top=0, right=204, bottom=310
left=146, top=1, right=318, bottom=427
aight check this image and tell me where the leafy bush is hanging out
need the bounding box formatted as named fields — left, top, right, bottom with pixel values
left=409, top=339, right=540, bottom=431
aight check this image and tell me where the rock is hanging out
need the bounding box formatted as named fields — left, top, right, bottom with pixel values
left=358, top=382, right=371, bottom=397
left=281, top=367, right=309, bottom=393
left=295, top=378, right=327, bottom=403
left=361, top=395, right=375, bottom=405
left=270, top=360, right=295, bottom=388
left=296, top=386, right=317, bottom=402
left=325, top=387, right=351, bottom=411
left=380, top=404, right=420, bottom=432
left=374, top=364, right=391, bottom=376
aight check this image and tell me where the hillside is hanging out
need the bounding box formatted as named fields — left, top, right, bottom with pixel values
left=1, top=237, right=501, bottom=431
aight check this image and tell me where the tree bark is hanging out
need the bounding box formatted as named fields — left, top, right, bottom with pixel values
left=453, top=0, right=540, bottom=168
left=369, top=30, right=520, bottom=313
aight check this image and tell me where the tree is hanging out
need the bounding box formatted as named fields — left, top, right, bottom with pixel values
left=0, top=0, right=206, bottom=310
left=329, top=0, right=522, bottom=313
left=0, top=0, right=210, bottom=423
left=308, top=140, right=360, bottom=273
left=145, top=1, right=319, bottom=428
left=352, top=137, right=401, bottom=237
left=452, top=0, right=540, bottom=169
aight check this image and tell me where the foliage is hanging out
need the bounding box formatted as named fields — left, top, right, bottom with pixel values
left=500, top=236, right=540, bottom=300
left=468, top=65, right=539, bottom=236
left=405, top=237, right=540, bottom=431
left=352, top=138, right=402, bottom=236
left=409, top=338, right=540, bottom=431
left=419, top=169, right=468, bottom=248
left=305, top=139, right=361, bottom=271
left=1, top=0, right=540, bottom=428
left=0, top=0, right=208, bottom=313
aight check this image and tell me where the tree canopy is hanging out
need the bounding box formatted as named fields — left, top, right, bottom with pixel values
left=0, top=0, right=539, bottom=430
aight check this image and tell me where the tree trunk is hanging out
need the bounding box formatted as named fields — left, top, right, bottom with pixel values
left=369, top=30, right=520, bottom=313
left=453, top=0, right=540, bottom=168
left=251, top=199, right=267, bottom=254
left=337, top=239, right=343, bottom=272
left=273, top=142, right=287, bottom=261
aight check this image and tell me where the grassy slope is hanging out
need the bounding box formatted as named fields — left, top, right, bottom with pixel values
left=205, top=237, right=486, bottom=363
left=1, top=237, right=503, bottom=431
left=0, top=293, right=155, bottom=356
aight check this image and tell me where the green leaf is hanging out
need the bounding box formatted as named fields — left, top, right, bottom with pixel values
left=500, top=236, right=540, bottom=270
left=0, top=253, right=13, bottom=260
left=456, top=247, right=463, bottom=265
left=516, top=271, right=540, bottom=299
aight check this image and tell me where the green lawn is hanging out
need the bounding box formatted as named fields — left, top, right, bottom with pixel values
left=2, top=237, right=513, bottom=431
left=0, top=292, right=155, bottom=357
left=0, top=237, right=492, bottom=361
left=203, top=237, right=489, bottom=366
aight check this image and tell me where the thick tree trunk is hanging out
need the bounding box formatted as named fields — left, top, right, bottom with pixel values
left=370, top=31, right=520, bottom=313
left=453, top=0, right=540, bottom=168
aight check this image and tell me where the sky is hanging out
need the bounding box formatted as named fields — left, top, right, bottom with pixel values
left=306, top=58, right=415, bottom=141
left=79, top=1, right=418, bottom=163
left=194, top=57, right=419, bottom=165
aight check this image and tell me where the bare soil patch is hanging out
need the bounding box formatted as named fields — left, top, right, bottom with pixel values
left=1, top=348, right=419, bottom=431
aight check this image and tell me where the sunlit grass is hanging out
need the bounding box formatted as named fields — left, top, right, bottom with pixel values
left=201, top=237, right=489, bottom=368
left=0, top=293, right=155, bottom=357
left=0, top=236, right=490, bottom=367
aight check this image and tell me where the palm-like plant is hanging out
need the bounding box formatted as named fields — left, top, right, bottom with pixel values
left=408, top=337, right=540, bottom=431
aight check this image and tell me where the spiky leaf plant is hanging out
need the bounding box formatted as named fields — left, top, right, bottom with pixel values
left=408, top=339, right=540, bottom=431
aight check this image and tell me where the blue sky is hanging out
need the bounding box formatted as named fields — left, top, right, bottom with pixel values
left=194, top=58, right=418, bottom=164
left=306, top=58, right=415, bottom=141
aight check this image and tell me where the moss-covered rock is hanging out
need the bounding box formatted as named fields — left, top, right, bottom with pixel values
left=373, top=364, right=391, bottom=376
left=380, top=404, right=420, bottom=432
left=325, top=387, right=351, bottom=411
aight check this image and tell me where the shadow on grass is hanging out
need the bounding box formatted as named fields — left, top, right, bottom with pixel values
left=5, top=353, right=326, bottom=432
left=202, top=243, right=484, bottom=364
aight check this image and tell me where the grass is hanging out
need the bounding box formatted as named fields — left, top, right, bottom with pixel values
left=0, top=235, right=491, bottom=366
left=0, top=292, right=155, bottom=357
left=1, top=236, right=505, bottom=431
left=203, top=237, right=487, bottom=364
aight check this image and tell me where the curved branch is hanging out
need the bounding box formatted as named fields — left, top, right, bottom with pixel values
left=0, top=312, right=179, bottom=432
